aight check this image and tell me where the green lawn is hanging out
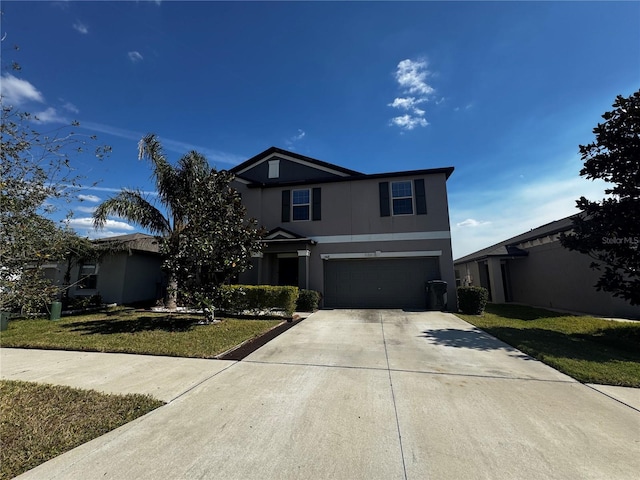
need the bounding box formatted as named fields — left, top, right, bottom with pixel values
left=457, top=303, right=640, bottom=387
left=0, top=309, right=282, bottom=358
left=0, top=380, right=163, bottom=480
left=0, top=310, right=282, bottom=478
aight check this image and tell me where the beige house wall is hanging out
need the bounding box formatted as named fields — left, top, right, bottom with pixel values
left=48, top=251, right=163, bottom=306
left=455, top=239, right=639, bottom=319
left=508, top=241, right=639, bottom=319
left=235, top=171, right=457, bottom=309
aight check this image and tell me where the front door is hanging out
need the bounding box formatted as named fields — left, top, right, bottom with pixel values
left=278, top=257, right=298, bottom=286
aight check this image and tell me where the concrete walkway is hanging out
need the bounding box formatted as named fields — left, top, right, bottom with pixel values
left=2, top=310, right=639, bottom=479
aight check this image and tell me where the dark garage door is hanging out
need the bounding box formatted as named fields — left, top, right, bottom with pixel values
left=323, top=257, right=440, bottom=308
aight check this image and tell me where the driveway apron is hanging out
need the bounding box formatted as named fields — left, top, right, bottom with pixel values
left=9, top=310, right=640, bottom=480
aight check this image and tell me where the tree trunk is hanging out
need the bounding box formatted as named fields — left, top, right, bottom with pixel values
left=166, top=273, right=178, bottom=310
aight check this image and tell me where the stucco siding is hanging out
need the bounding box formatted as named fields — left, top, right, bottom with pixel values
left=96, top=254, right=127, bottom=303
left=508, top=242, right=639, bottom=318
left=237, top=173, right=451, bottom=237
left=122, top=253, right=163, bottom=304
left=233, top=166, right=456, bottom=310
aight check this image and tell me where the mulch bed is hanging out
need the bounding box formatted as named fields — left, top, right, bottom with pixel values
left=217, top=316, right=305, bottom=360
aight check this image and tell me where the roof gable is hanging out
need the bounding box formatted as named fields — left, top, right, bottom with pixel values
left=264, top=227, right=306, bottom=240
left=230, top=147, right=362, bottom=185
left=454, top=215, right=576, bottom=264
left=263, top=227, right=316, bottom=245
left=94, top=233, right=160, bottom=254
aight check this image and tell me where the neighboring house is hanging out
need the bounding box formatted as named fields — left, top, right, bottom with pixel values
left=231, top=147, right=457, bottom=309
left=454, top=217, right=640, bottom=319
left=42, top=233, right=164, bottom=306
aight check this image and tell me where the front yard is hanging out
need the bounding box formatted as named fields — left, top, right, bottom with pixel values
left=457, top=303, right=640, bottom=387
left=0, top=309, right=282, bottom=358
left=0, top=309, right=284, bottom=478
left=0, top=380, right=163, bottom=480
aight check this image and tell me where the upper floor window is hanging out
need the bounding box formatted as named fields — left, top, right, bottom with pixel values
left=391, top=181, right=413, bottom=215
left=379, top=179, right=427, bottom=217
left=282, top=188, right=321, bottom=222
left=292, top=189, right=310, bottom=221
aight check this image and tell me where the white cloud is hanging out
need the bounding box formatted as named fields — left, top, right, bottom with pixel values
left=388, top=97, right=425, bottom=110
left=73, top=21, right=88, bottom=34
left=395, top=59, right=434, bottom=96
left=33, top=107, right=67, bottom=124
left=62, top=101, right=79, bottom=113
left=79, top=120, right=244, bottom=166
left=456, top=218, right=491, bottom=228
left=0, top=74, right=44, bottom=106
left=128, top=51, right=144, bottom=63
left=65, top=217, right=136, bottom=239
left=390, top=115, right=428, bottom=130
left=66, top=217, right=135, bottom=232
left=388, top=59, right=434, bottom=131
left=285, top=129, right=306, bottom=149
left=76, top=205, right=97, bottom=213
left=78, top=194, right=101, bottom=203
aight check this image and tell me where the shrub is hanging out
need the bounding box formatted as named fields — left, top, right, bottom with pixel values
left=457, top=286, right=489, bottom=315
left=65, top=294, right=102, bottom=311
left=296, top=289, right=320, bottom=312
left=220, top=285, right=299, bottom=316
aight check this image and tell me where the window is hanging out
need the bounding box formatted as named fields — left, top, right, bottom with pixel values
left=391, top=181, right=413, bottom=215
left=292, top=189, right=310, bottom=221
left=282, top=188, right=321, bottom=222
left=78, top=264, right=98, bottom=290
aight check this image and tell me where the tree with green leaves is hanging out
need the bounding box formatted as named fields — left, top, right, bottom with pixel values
left=561, top=89, right=640, bottom=305
left=93, top=134, right=263, bottom=312
left=1, top=74, right=111, bottom=315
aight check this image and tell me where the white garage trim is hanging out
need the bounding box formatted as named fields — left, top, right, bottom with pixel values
left=311, top=231, right=450, bottom=244
left=320, top=250, right=442, bottom=260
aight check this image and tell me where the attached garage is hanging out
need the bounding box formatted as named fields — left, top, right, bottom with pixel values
left=323, top=257, right=440, bottom=308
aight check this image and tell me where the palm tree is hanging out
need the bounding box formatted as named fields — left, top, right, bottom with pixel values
left=93, top=134, right=212, bottom=310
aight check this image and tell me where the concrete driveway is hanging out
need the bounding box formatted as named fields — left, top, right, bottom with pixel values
left=4, top=310, right=640, bottom=479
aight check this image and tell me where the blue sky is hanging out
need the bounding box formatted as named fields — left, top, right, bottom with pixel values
left=2, top=1, right=639, bottom=258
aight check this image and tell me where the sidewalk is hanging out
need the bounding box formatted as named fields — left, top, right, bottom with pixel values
left=1, top=348, right=235, bottom=403
left=2, top=309, right=639, bottom=479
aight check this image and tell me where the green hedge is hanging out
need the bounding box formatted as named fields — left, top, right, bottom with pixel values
left=457, top=286, right=489, bottom=315
left=296, top=289, right=320, bottom=312
left=220, top=285, right=298, bottom=316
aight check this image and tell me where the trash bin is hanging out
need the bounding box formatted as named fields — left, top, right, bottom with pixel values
left=0, top=312, right=9, bottom=331
left=427, top=280, right=448, bottom=311
left=50, top=301, right=62, bottom=321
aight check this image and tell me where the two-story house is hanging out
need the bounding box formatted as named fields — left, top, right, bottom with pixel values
left=231, top=147, right=456, bottom=309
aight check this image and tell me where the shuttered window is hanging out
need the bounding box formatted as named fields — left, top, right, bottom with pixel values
left=292, top=189, right=310, bottom=221
left=380, top=179, right=427, bottom=216
left=391, top=181, right=413, bottom=215
left=283, top=188, right=321, bottom=222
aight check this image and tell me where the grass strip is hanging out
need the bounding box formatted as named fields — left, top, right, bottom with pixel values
left=0, top=380, right=163, bottom=479
left=457, top=303, right=640, bottom=387
left=0, top=310, right=282, bottom=358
